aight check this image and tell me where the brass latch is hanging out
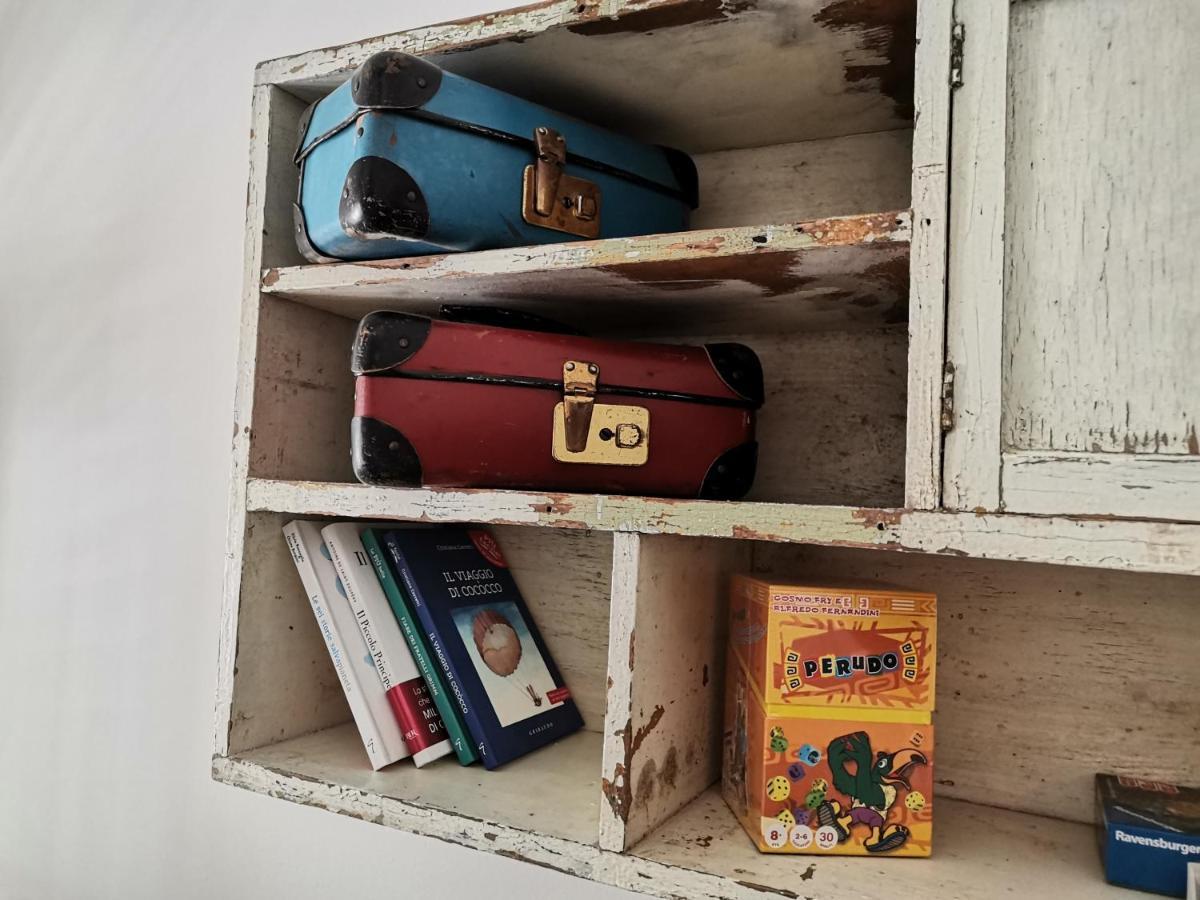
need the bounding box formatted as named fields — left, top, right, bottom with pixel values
left=552, top=360, right=649, bottom=466
left=522, top=127, right=601, bottom=239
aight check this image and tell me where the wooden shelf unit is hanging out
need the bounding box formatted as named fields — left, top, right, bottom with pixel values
left=216, top=2, right=1200, bottom=898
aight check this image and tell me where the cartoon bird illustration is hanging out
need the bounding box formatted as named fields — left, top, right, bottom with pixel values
left=817, top=731, right=927, bottom=853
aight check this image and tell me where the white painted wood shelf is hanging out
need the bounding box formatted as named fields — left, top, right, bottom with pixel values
left=262, top=212, right=911, bottom=335
left=247, top=477, right=1200, bottom=576
left=215, top=2, right=1200, bottom=898
left=214, top=740, right=1138, bottom=899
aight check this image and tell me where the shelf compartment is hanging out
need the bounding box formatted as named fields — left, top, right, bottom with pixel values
left=222, top=513, right=615, bottom=769
left=262, top=212, right=911, bottom=336
left=259, top=1, right=917, bottom=154
left=228, top=723, right=603, bottom=846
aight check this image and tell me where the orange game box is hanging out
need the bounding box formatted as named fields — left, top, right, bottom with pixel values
left=722, top=575, right=937, bottom=857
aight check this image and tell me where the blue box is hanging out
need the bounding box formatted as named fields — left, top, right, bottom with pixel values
left=1097, top=774, right=1200, bottom=896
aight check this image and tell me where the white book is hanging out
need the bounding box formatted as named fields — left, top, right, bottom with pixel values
left=283, top=520, right=409, bottom=770
left=322, top=522, right=454, bottom=768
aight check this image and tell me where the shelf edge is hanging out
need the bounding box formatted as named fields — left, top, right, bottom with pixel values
left=261, top=212, right=912, bottom=298
left=245, top=478, right=1200, bottom=576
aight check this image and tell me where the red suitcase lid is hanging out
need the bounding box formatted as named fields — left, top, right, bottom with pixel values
left=351, top=311, right=763, bottom=409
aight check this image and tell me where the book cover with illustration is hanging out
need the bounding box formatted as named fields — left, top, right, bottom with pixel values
left=1097, top=774, right=1200, bottom=897
left=381, top=526, right=583, bottom=770
left=362, top=527, right=478, bottom=766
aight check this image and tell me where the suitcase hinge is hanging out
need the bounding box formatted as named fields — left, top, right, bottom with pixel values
left=523, top=127, right=602, bottom=239
left=553, top=360, right=649, bottom=465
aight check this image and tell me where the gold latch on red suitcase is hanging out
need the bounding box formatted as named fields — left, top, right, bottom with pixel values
left=523, top=127, right=601, bottom=239
left=553, top=361, right=648, bottom=465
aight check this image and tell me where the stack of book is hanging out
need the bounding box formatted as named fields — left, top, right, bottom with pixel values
left=283, top=521, right=583, bottom=770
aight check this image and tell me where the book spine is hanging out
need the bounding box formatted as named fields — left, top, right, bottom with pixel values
left=363, top=529, right=477, bottom=766
left=323, top=524, right=450, bottom=764
left=282, top=521, right=397, bottom=769
left=384, top=534, right=495, bottom=766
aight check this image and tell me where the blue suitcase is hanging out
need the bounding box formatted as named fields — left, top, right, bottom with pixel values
left=293, top=51, right=698, bottom=262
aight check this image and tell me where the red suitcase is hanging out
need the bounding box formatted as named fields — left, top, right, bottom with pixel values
left=350, top=310, right=762, bottom=499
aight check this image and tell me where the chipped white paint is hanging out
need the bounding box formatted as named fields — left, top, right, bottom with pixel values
left=243, top=477, right=1200, bottom=576
left=244, top=477, right=904, bottom=549
left=691, top=130, right=913, bottom=230
left=214, top=83, right=276, bottom=759
left=256, top=0, right=916, bottom=153
left=1003, top=451, right=1200, bottom=523
left=905, top=0, right=954, bottom=509
left=599, top=532, right=640, bottom=851
left=608, top=535, right=750, bottom=850
left=1004, top=0, right=1200, bottom=459
left=900, top=509, right=1200, bottom=576
left=633, top=786, right=1132, bottom=899
left=941, top=0, right=1008, bottom=512
left=212, top=748, right=1134, bottom=899
left=946, top=0, right=1200, bottom=520
left=263, top=213, right=912, bottom=337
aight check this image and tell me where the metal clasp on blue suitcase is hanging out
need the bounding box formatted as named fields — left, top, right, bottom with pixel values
left=293, top=51, right=698, bottom=262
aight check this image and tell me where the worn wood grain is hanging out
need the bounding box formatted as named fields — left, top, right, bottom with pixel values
left=904, top=0, right=954, bottom=509
left=754, top=542, right=1200, bottom=824
left=1003, top=451, right=1200, bottom=523
left=214, top=84, right=282, bottom=758
left=730, top=326, right=907, bottom=507
left=489, top=526, right=614, bottom=732
left=605, top=535, right=750, bottom=850
left=262, top=213, right=912, bottom=337
left=232, top=722, right=603, bottom=845
left=248, top=297, right=356, bottom=483
left=243, top=479, right=1200, bottom=576
left=691, top=130, right=913, bottom=230
left=213, top=748, right=1134, bottom=900
left=258, top=0, right=915, bottom=153
left=1003, top=0, right=1200, bottom=459
left=632, top=786, right=1132, bottom=899
left=244, top=477, right=904, bottom=549
left=942, top=0, right=1007, bottom=511
left=600, top=533, right=641, bottom=851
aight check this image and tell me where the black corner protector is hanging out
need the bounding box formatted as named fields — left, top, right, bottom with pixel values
left=705, top=343, right=764, bottom=408
left=351, top=311, right=432, bottom=374
left=660, top=145, right=699, bottom=210
left=294, top=100, right=319, bottom=164
left=292, top=202, right=341, bottom=264
left=352, top=417, right=423, bottom=487
left=351, top=51, right=443, bottom=110
left=438, top=305, right=585, bottom=336
left=699, top=442, right=758, bottom=500
left=340, top=157, right=431, bottom=241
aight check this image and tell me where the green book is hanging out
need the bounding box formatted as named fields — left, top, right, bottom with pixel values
left=363, top=529, right=478, bottom=766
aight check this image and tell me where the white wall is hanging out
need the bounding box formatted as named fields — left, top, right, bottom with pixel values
left=0, top=2, right=636, bottom=897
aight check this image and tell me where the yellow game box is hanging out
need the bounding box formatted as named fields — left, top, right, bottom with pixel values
left=722, top=575, right=937, bottom=857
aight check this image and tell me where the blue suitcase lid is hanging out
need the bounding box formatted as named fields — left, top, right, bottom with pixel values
left=295, top=51, right=698, bottom=209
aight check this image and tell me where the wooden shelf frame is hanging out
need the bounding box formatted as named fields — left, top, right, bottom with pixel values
left=214, top=1, right=1200, bottom=898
